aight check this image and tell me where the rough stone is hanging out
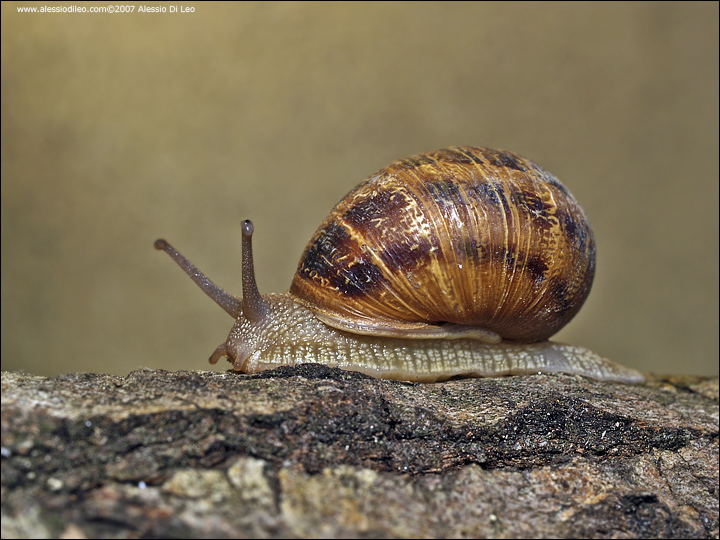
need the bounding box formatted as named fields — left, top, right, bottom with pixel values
left=1, top=366, right=718, bottom=538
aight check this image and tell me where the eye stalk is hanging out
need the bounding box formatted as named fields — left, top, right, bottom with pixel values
left=240, top=220, right=270, bottom=322
left=153, top=220, right=270, bottom=323
left=153, top=238, right=242, bottom=318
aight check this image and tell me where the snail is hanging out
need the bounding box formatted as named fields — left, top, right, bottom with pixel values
left=155, top=146, right=644, bottom=383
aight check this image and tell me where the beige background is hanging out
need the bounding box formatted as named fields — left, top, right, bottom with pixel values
left=1, top=1, right=717, bottom=377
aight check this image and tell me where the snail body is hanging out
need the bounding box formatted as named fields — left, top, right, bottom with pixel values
left=155, top=146, right=643, bottom=383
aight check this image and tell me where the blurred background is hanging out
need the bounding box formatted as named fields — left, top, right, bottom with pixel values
left=2, top=2, right=717, bottom=377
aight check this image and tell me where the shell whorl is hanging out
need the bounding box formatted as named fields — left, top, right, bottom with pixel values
left=289, top=146, right=595, bottom=342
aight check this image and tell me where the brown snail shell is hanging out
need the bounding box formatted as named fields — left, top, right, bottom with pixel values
left=290, top=147, right=595, bottom=342
left=154, top=146, right=643, bottom=383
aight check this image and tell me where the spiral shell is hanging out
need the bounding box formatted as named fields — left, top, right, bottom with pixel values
left=289, top=146, right=595, bottom=342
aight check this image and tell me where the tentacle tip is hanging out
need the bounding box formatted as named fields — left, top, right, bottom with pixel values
left=209, top=343, right=227, bottom=365
left=242, top=220, right=254, bottom=237
left=154, top=239, right=169, bottom=251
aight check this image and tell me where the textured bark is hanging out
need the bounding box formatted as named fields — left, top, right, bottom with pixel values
left=1, top=366, right=718, bottom=539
